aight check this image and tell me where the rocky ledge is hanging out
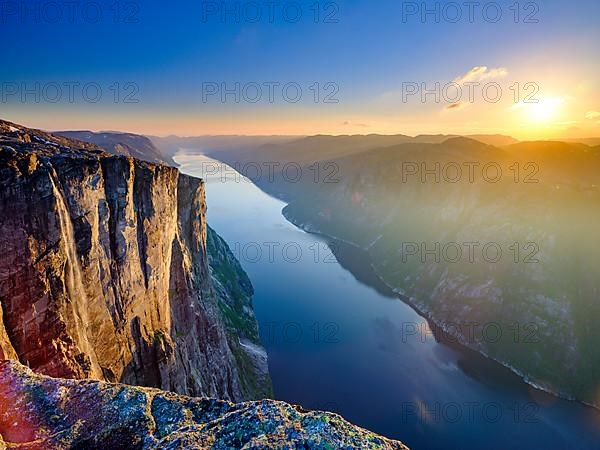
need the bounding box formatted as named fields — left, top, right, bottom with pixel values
left=0, top=361, right=408, bottom=450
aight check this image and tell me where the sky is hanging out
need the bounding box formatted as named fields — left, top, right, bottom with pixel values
left=1, top=0, right=599, bottom=138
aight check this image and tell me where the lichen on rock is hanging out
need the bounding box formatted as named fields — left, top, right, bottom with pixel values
left=0, top=361, right=409, bottom=450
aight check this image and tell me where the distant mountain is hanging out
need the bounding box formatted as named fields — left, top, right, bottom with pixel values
left=201, top=134, right=518, bottom=169
left=467, top=134, right=520, bottom=146
left=149, top=135, right=299, bottom=161
left=244, top=134, right=417, bottom=166
left=412, top=134, right=519, bottom=146
left=57, top=130, right=175, bottom=166
left=563, top=137, right=600, bottom=146
left=148, top=133, right=519, bottom=168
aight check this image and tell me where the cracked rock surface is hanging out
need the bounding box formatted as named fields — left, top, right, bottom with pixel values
left=0, top=361, right=408, bottom=450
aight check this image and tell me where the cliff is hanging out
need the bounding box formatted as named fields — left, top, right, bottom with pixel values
left=0, top=120, right=269, bottom=401
left=0, top=360, right=408, bottom=450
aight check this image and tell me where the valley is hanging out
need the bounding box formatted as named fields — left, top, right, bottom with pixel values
left=174, top=151, right=600, bottom=449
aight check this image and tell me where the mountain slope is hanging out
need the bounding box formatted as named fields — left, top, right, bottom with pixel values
left=57, top=130, right=175, bottom=166
left=200, top=133, right=518, bottom=170
left=217, top=135, right=600, bottom=406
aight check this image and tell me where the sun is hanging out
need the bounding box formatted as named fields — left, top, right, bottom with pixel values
left=511, top=97, right=564, bottom=124
left=526, top=97, right=564, bottom=123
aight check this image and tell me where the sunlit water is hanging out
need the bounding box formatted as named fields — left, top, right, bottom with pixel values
left=176, top=152, right=600, bottom=450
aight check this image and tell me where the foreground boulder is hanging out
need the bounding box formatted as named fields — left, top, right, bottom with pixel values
left=0, top=361, right=408, bottom=450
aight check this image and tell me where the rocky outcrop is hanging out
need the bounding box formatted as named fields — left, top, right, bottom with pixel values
left=0, top=120, right=268, bottom=401
left=54, top=127, right=271, bottom=398
left=0, top=360, right=408, bottom=450
left=207, top=226, right=271, bottom=399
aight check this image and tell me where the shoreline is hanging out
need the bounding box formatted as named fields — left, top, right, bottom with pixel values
left=281, top=207, right=600, bottom=413
left=195, top=152, right=600, bottom=414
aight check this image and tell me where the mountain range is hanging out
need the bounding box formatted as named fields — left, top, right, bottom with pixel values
left=201, top=133, right=600, bottom=407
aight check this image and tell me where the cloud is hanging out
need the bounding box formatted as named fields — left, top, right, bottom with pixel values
left=445, top=102, right=469, bottom=111
left=585, top=111, right=600, bottom=120
left=375, top=65, right=508, bottom=107
left=453, top=66, right=508, bottom=84
left=342, top=121, right=369, bottom=127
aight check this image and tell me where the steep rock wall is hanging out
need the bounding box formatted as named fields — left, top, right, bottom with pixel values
left=0, top=121, right=266, bottom=401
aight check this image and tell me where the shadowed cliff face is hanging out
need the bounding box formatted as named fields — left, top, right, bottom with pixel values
left=0, top=120, right=268, bottom=402
left=0, top=361, right=408, bottom=450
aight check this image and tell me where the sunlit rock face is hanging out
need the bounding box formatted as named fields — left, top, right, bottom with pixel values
left=0, top=120, right=268, bottom=402
left=0, top=361, right=409, bottom=450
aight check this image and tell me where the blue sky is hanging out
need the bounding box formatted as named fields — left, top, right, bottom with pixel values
left=2, top=0, right=599, bottom=136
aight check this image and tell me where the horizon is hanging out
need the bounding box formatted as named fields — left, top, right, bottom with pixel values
left=3, top=116, right=600, bottom=143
